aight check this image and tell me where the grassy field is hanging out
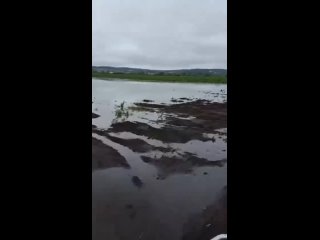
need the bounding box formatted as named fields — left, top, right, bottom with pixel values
left=92, top=71, right=227, bottom=84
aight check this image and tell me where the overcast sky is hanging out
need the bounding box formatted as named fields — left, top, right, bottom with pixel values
left=92, top=0, right=227, bottom=70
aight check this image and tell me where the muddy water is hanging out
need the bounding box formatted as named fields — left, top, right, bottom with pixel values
left=92, top=79, right=227, bottom=240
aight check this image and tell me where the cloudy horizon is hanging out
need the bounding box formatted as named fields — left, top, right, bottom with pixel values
left=92, top=0, right=227, bottom=70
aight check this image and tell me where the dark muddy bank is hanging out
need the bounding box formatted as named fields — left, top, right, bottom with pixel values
left=141, top=155, right=227, bottom=180
left=92, top=137, right=129, bottom=170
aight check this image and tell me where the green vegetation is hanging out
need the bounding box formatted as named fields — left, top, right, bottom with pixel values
left=113, top=101, right=130, bottom=123
left=92, top=71, right=227, bottom=84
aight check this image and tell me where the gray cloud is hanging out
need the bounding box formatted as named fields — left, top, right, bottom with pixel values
left=93, top=0, right=227, bottom=69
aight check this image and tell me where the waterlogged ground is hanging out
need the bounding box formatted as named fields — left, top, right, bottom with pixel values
left=92, top=79, right=227, bottom=240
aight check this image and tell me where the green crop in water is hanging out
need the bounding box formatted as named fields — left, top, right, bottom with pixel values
left=113, top=101, right=130, bottom=123
left=92, top=71, right=227, bottom=84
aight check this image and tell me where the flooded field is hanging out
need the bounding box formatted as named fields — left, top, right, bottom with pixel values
left=92, top=79, right=227, bottom=240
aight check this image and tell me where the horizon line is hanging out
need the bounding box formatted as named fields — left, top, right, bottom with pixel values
left=92, top=65, right=227, bottom=71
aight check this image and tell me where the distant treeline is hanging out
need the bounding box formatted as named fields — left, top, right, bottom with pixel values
left=92, top=70, right=227, bottom=84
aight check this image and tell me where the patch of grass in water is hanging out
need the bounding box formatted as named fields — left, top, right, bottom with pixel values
left=113, top=101, right=130, bottom=123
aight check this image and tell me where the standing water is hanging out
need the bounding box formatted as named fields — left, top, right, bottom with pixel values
left=92, top=79, right=227, bottom=240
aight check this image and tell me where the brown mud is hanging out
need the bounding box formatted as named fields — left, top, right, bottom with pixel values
left=92, top=137, right=129, bottom=170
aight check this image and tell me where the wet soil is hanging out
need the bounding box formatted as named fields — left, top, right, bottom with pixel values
left=106, top=134, right=171, bottom=153
left=134, top=99, right=226, bottom=131
left=92, top=112, right=100, bottom=118
left=92, top=137, right=129, bottom=170
left=108, top=121, right=211, bottom=143
left=141, top=154, right=226, bottom=179
left=142, top=99, right=154, bottom=103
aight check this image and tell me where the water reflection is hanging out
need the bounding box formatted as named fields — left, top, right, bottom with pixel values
left=182, top=186, right=227, bottom=240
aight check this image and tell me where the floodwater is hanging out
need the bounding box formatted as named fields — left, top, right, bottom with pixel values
left=92, top=79, right=227, bottom=240
left=92, top=78, right=227, bottom=129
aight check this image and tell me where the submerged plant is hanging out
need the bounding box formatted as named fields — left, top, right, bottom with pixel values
left=120, top=101, right=125, bottom=111
left=113, top=101, right=130, bottom=123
